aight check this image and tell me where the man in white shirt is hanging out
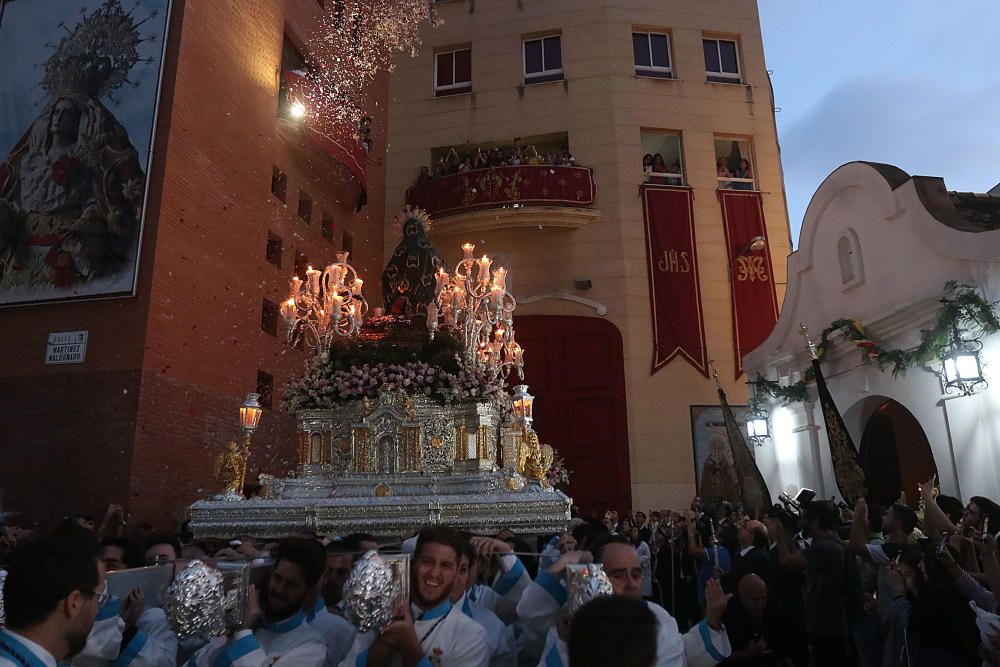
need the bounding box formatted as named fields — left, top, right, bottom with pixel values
left=450, top=541, right=517, bottom=667
left=304, top=570, right=356, bottom=666
left=189, top=538, right=327, bottom=667
left=518, top=535, right=731, bottom=667
left=339, top=525, right=489, bottom=667
left=75, top=536, right=180, bottom=667
left=0, top=530, right=105, bottom=667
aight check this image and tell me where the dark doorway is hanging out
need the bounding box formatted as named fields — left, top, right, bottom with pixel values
left=858, top=399, right=937, bottom=509
left=513, top=315, right=631, bottom=517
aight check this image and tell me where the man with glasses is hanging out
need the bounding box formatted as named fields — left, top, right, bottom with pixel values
left=0, top=530, right=105, bottom=666
left=518, top=535, right=731, bottom=667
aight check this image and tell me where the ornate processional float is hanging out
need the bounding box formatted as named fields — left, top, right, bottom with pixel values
left=188, top=208, right=571, bottom=538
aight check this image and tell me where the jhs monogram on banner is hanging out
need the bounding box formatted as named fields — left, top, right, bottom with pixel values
left=657, top=249, right=691, bottom=273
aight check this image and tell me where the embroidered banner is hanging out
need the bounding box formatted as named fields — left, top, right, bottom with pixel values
left=812, top=358, right=868, bottom=503
left=719, top=387, right=773, bottom=518
left=719, top=190, right=779, bottom=379
left=641, top=185, right=708, bottom=376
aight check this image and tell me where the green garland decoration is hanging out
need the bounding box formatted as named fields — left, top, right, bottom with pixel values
left=750, top=282, right=999, bottom=402
left=754, top=374, right=811, bottom=403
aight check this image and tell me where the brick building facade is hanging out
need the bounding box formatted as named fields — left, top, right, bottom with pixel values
left=0, top=0, right=387, bottom=528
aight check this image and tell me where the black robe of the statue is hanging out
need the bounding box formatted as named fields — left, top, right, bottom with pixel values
left=382, top=216, right=446, bottom=315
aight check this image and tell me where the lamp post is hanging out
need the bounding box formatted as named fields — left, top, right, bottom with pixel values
left=511, top=385, right=534, bottom=430
left=238, top=393, right=263, bottom=490
left=215, top=393, right=264, bottom=501
left=941, top=323, right=987, bottom=396
left=239, top=393, right=264, bottom=438
left=745, top=379, right=771, bottom=446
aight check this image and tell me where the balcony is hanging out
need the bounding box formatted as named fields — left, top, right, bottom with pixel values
left=405, top=165, right=599, bottom=232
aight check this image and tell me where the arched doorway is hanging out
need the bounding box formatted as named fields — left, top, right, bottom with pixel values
left=513, top=315, right=631, bottom=517
left=857, top=399, right=937, bottom=508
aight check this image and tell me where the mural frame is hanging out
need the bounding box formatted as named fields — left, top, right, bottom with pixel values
left=689, top=403, right=748, bottom=492
left=0, top=0, right=174, bottom=307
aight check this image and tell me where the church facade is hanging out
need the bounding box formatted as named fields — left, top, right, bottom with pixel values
left=744, top=161, right=1000, bottom=505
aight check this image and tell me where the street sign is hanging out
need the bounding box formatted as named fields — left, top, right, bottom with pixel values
left=45, top=331, right=88, bottom=365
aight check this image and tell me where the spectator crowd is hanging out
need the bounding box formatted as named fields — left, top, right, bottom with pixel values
left=415, top=143, right=577, bottom=185
left=2, top=477, right=999, bottom=666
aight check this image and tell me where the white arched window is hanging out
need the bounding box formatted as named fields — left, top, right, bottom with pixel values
left=837, top=229, right=864, bottom=289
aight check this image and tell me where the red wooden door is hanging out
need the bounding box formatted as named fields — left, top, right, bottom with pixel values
left=513, top=315, right=631, bottom=517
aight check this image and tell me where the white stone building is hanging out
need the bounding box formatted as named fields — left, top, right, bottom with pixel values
left=744, top=161, right=1000, bottom=506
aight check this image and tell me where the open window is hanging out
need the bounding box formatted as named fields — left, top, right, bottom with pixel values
left=640, top=131, right=685, bottom=185
left=714, top=137, right=755, bottom=190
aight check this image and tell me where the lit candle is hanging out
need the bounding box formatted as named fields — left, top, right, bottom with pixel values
left=331, top=265, right=344, bottom=286
left=493, top=266, right=507, bottom=290
left=306, top=267, right=321, bottom=294
left=280, top=299, right=296, bottom=323
left=331, top=293, right=344, bottom=320
left=478, top=255, right=492, bottom=282
left=426, top=302, right=439, bottom=330
left=352, top=278, right=363, bottom=295
left=435, top=269, right=449, bottom=292
left=290, top=276, right=303, bottom=298
left=462, top=243, right=475, bottom=262
left=454, top=287, right=466, bottom=308
left=490, top=284, right=502, bottom=309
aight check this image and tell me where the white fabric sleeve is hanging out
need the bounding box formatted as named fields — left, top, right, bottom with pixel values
left=515, top=569, right=566, bottom=645
left=75, top=608, right=125, bottom=662
left=492, top=555, right=531, bottom=624
left=112, top=608, right=177, bottom=667
left=681, top=619, right=731, bottom=667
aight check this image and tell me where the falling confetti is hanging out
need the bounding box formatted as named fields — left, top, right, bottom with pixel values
left=300, top=0, right=442, bottom=129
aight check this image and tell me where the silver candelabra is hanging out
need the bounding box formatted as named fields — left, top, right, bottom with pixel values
left=428, top=242, right=524, bottom=381
left=281, top=251, right=368, bottom=354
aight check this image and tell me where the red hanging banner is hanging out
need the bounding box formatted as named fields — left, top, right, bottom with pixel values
left=641, top=185, right=708, bottom=377
left=719, top=190, right=779, bottom=379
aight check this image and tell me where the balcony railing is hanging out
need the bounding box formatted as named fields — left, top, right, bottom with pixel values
left=405, top=165, right=597, bottom=219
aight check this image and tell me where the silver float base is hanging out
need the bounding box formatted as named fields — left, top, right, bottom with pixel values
left=188, top=472, right=571, bottom=539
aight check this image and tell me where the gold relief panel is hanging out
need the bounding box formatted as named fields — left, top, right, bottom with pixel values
left=353, top=427, right=372, bottom=473
left=403, top=426, right=421, bottom=472
left=477, top=425, right=490, bottom=460
left=455, top=425, right=468, bottom=462
left=297, top=431, right=310, bottom=466
left=321, top=431, right=333, bottom=465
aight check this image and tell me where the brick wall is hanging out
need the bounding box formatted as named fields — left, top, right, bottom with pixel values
left=0, top=370, right=141, bottom=528
left=0, top=0, right=388, bottom=530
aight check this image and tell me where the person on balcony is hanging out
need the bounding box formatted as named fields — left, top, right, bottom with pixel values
left=474, top=148, right=488, bottom=170
left=733, top=159, right=754, bottom=190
